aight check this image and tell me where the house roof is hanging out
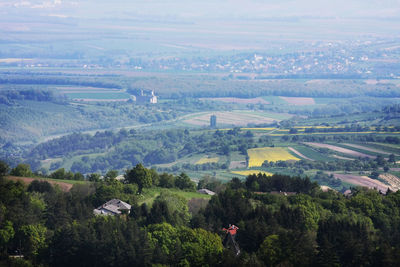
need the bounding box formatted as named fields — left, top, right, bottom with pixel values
left=197, top=188, right=216, bottom=195
left=103, top=199, right=131, bottom=210
left=94, top=199, right=131, bottom=216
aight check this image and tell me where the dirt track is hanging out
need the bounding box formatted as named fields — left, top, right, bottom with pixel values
left=6, top=176, right=73, bottom=191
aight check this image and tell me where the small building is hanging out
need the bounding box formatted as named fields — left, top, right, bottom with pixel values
left=197, top=188, right=216, bottom=196
left=93, top=199, right=131, bottom=216
left=135, top=90, right=158, bottom=104
left=210, top=115, right=217, bottom=128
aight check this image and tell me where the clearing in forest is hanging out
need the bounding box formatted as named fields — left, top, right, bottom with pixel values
left=304, top=142, right=375, bottom=159
left=247, top=147, right=300, bottom=167
left=195, top=157, right=219, bottom=165
left=231, top=170, right=273, bottom=176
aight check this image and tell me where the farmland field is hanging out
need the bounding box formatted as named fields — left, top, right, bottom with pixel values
left=288, top=147, right=315, bottom=161
left=247, top=147, right=300, bottom=167
left=328, top=173, right=392, bottom=192
left=200, top=97, right=270, bottom=104
left=231, top=170, right=273, bottom=176
left=195, top=157, right=219, bottom=165
left=279, top=96, right=315, bottom=105
left=6, top=176, right=86, bottom=191
left=379, top=173, right=400, bottom=191
left=182, top=110, right=292, bottom=127
left=56, top=86, right=131, bottom=101
left=304, top=142, right=376, bottom=159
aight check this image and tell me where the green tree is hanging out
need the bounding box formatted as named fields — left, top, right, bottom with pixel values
left=73, top=172, right=84, bottom=181
left=258, top=234, right=282, bottom=266
left=125, top=163, right=152, bottom=193
left=10, top=164, right=32, bottom=177
left=88, top=173, right=101, bottom=182
left=50, top=168, right=66, bottom=180
left=0, top=161, right=9, bottom=178
left=105, top=170, right=119, bottom=180
left=0, top=220, right=14, bottom=253
left=175, top=173, right=196, bottom=191
left=19, top=224, right=47, bottom=258
left=159, top=173, right=175, bottom=188
left=151, top=191, right=191, bottom=226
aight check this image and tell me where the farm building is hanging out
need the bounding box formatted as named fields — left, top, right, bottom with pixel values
left=93, top=199, right=131, bottom=216
left=134, top=90, right=158, bottom=104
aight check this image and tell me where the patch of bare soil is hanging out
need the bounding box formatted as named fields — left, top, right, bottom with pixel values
left=304, top=142, right=375, bottom=159
left=328, top=173, right=391, bottom=193
left=229, top=161, right=247, bottom=169
left=6, top=176, right=73, bottom=192
left=379, top=173, right=400, bottom=191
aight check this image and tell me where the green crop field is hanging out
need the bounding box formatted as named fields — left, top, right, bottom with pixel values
left=65, top=92, right=130, bottom=100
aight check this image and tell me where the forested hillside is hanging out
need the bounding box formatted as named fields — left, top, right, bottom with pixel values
left=1, top=162, right=400, bottom=266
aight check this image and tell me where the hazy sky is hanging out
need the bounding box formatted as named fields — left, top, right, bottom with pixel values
left=3, top=0, right=400, bottom=19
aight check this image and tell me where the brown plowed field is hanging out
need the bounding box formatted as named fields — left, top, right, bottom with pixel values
left=328, top=173, right=391, bottom=192
left=304, top=142, right=375, bottom=159
left=6, top=176, right=73, bottom=191
left=379, top=173, right=400, bottom=191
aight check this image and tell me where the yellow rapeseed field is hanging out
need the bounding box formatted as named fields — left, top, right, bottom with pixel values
left=195, top=157, right=219, bottom=165
left=231, top=170, right=273, bottom=176
left=247, top=147, right=300, bottom=167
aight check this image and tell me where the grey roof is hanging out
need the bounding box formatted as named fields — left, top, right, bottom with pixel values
left=197, top=189, right=216, bottom=195
left=103, top=199, right=131, bottom=210
left=93, top=199, right=131, bottom=216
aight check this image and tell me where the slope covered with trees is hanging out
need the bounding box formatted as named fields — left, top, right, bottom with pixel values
left=1, top=161, right=400, bottom=266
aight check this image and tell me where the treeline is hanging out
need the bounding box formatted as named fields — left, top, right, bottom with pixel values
left=263, top=154, right=396, bottom=173
left=131, top=77, right=400, bottom=98
left=0, top=89, right=64, bottom=105
left=0, top=76, right=122, bottom=89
